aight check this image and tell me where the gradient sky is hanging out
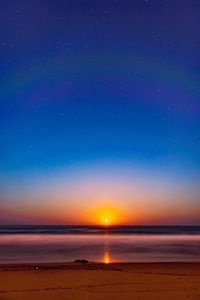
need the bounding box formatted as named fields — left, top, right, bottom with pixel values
left=0, top=0, right=200, bottom=225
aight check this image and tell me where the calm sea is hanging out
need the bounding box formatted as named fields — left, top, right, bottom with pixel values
left=0, top=225, right=199, bottom=263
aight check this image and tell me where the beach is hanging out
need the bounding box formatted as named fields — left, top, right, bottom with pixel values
left=0, top=262, right=200, bottom=299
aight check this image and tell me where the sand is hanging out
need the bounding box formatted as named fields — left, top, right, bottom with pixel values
left=0, top=263, right=200, bottom=299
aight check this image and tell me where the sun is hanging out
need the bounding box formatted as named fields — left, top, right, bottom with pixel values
left=89, top=204, right=125, bottom=225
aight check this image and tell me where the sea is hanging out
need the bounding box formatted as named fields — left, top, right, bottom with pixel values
left=0, top=225, right=199, bottom=264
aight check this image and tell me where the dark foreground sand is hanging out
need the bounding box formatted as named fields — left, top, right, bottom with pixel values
left=0, top=263, right=200, bottom=299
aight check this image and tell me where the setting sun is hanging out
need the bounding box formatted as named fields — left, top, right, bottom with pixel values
left=89, top=204, right=125, bottom=225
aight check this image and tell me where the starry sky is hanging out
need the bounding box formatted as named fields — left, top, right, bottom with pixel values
left=0, top=0, right=200, bottom=225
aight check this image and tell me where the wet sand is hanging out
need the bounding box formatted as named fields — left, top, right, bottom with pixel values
left=0, top=263, right=200, bottom=299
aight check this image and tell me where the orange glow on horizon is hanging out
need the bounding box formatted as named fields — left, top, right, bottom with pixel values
left=89, top=204, right=125, bottom=225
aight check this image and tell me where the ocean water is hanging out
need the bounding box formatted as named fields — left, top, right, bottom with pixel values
left=0, top=226, right=199, bottom=263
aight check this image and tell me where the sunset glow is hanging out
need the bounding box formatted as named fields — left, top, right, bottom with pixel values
left=1, top=166, right=200, bottom=225
left=89, top=204, right=126, bottom=225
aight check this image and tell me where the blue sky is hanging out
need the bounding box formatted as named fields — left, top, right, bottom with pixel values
left=0, top=0, right=200, bottom=224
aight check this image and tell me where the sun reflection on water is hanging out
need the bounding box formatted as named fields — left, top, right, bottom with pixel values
left=103, top=227, right=111, bottom=263
left=104, top=249, right=111, bottom=264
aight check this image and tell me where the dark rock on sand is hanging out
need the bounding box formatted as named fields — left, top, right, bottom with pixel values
left=74, top=259, right=89, bottom=263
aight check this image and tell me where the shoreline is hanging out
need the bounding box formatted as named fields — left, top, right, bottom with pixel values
left=1, top=261, right=200, bottom=266
left=0, top=262, right=200, bottom=299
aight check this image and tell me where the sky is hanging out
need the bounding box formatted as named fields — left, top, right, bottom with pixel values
left=0, top=0, right=200, bottom=225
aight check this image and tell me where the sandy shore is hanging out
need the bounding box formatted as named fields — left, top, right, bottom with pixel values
left=0, top=262, right=199, bottom=299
